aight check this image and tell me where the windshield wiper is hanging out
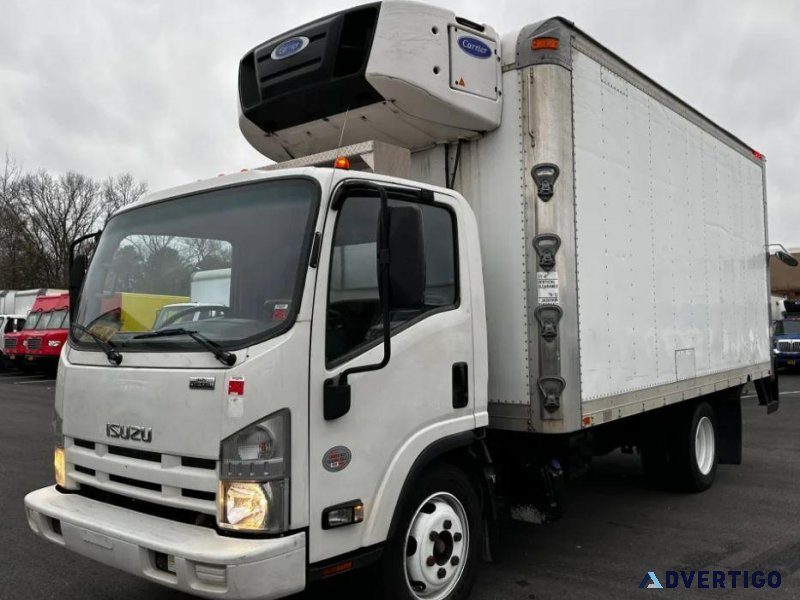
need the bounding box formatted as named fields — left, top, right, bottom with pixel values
left=132, top=328, right=236, bottom=366
left=71, top=323, right=123, bottom=365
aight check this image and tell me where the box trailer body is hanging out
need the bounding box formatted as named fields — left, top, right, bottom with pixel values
left=11, top=289, right=41, bottom=316
left=422, top=19, right=772, bottom=434
left=0, top=290, right=12, bottom=314
left=25, top=3, right=778, bottom=600
left=191, top=268, right=232, bottom=305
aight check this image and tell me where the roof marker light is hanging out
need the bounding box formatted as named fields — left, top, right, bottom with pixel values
left=753, top=150, right=764, bottom=160
left=532, top=37, right=559, bottom=51
left=334, top=157, right=350, bottom=170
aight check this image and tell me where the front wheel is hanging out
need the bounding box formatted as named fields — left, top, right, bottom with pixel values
left=382, top=464, right=482, bottom=600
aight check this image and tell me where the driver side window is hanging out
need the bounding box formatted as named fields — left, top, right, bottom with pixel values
left=325, top=194, right=457, bottom=364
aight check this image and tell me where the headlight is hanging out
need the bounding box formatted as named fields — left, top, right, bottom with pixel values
left=218, top=410, right=289, bottom=533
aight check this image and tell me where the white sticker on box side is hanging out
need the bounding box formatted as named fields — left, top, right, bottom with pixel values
left=537, top=271, right=559, bottom=305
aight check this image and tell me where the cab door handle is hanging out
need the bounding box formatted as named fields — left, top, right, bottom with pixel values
left=452, top=362, right=469, bottom=409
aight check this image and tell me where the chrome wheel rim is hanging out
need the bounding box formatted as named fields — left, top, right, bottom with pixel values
left=695, top=416, right=715, bottom=475
left=404, top=492, right=469, bottom=599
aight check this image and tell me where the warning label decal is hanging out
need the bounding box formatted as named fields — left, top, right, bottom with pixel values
left=537, top=271, right=559, bottom=304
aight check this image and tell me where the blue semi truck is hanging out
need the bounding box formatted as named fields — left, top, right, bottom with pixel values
left=773, top=301, right=800, bottom=369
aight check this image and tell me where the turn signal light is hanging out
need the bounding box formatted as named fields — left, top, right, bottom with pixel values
left=532, top=37, right=559, bottom=51
left=333, top=157, right=350, bottom=170
left=54, top=447, right=66, bottom=487
left=322, top=499, right=364, bottom=529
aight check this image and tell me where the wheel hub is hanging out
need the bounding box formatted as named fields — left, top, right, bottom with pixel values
left=404, top=493, right=469, bottom=599
left=695, top=415, right=715, bottom=475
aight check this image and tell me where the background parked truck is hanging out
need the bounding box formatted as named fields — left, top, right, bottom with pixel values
left=4, top=294, right=70, bottom=372
left=25, top=3, right=781, bottom=600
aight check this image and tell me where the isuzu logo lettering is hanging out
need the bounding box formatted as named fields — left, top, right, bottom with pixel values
left=106, top=424, right=153, bottom=443
left=457, top=36, right=491, bottom=59
left=271, top=36, right=309, bottom=61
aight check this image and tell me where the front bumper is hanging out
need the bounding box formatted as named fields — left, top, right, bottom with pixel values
left=775, top=354, right=800, bottom=368
left=25, top=486, right=306, bottom=599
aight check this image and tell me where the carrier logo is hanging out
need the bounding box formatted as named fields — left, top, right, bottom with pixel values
left=457, top=36, right=492, bottom=59
left=271, top=36, right=309, bottom=61
left=106, top=423, right=153, bottom=443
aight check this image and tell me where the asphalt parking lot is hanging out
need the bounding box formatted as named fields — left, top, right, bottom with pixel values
left=1, top=367, right=799, bottom=599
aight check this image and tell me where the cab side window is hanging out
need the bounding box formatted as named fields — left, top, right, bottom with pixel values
left=326, top=195, right=457, bottom=363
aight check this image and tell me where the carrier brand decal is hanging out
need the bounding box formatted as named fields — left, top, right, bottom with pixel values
left=106, top=423, right=152, bottom=443
left=322, top=446, right=352, bottom=472
left=457, top=36, right=492, bottom=59
left=271, top=36, right=309, bottom=61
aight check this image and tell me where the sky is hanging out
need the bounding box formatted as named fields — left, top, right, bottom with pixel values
left=1, top=0, right=799, bottom=244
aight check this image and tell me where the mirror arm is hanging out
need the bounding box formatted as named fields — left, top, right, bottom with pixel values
left=324, top=184, right=391, bottom=421
left=337, top=184, right=392, bottom=385
left=69, top=230, right=102, bottom=270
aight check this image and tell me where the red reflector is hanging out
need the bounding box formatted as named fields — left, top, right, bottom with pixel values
left=753, top=150, right=764, bottom=160
left=321, top=560, right=353, bottom=578
left=228, top=379, right=245, bottom=396
left=532, top=37, right=559, bottom=51
left=334, top=156, right=350, bottom=169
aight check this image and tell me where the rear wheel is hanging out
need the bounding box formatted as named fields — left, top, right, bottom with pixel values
left=671, top=401, right=718, bottom=492
left=382, top=464, right=481, bottom=600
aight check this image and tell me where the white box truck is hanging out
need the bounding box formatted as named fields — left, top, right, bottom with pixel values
left=25, top=3, right=783, bottom=599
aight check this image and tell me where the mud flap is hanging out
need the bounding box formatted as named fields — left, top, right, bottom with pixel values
left=754, top=370, right=779, bottom=414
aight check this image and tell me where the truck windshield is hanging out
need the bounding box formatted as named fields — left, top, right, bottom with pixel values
left=36, top=309, right=68, bottom=330
left=73, top=178, right=319, bottom=352
left=23, top=312, right=42, bottom=330
left=775, top=320, right=800, bottom=335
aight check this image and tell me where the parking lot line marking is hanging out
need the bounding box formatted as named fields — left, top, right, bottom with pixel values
left=13, top=379, right=56, bottom=385
left=0, top=374, right=46, bottom=380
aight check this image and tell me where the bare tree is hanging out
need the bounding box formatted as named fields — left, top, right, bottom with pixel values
left=102, top=173, right=148, bottom=222
left=18, top=170, right=103, bottom=285
left=0, top=152, right=149, bottom=289
left=0, top=154, right=45, bottom=288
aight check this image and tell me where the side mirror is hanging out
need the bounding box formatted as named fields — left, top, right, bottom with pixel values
left=776, top=251, right=798, bottom=268
left=69, top=254, right=88, bottom=319
left=384, top=205, right=426, bottom=310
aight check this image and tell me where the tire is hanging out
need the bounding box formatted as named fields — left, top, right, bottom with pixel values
left=671, top=402, right=718, bottom=492
left=381, top=464, right=482, bottom=600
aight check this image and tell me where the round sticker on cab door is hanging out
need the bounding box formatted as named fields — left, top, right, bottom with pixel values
left=457, top=36, right=492, bottom=59
left=271, top=36, right=309, bottom=61
left=322, top=446, right=352, bottom=472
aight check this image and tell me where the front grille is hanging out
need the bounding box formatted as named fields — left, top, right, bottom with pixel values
left=777, top=341, right=800, bottom=353
left=68, top=438, right=217, bottom=514
left=26, top=337, right=42, bottom=350
left=78, top=485, right=216, bottom=529
left=108, top=445, right=160, bottom=463
left=4, top=337, right=17, bottom=349
left=793, top=342, right=800, bottom=353
left=181, top=456, right=216, bottom=470
left=109, top=474, right=162, bottom=491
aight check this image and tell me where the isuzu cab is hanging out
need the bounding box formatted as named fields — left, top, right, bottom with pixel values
left=25, top=3, right=782, bottom=599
